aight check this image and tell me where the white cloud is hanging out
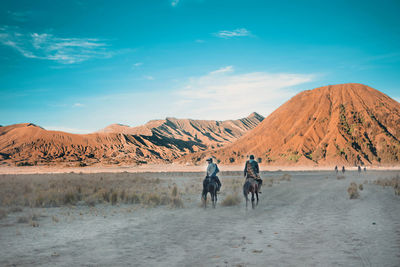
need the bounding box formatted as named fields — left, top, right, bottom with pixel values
left=214, top=28, right=252, bottom=39
left=55, top=67, right=315, bottom=131
left=7, top=11, right=32, bottom=22
left=174, top=66, right=314, bottom=120
left=0, top=26, right=113, bottom=64
left=44, top=126, right=91, bottom=134
left=143, top=75, right=154, bottom=80
left=133, top=62, right=143, bottom=67
left=73, top=103, right=84, bottom=107
left=210, top=65, right=234, bottom=75
left=171, top=0, right=179, bottom=7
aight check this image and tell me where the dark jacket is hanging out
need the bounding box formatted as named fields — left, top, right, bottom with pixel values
left=244, top=159, right=260, bottom=179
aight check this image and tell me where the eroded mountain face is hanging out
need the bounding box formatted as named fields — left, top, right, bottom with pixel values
left=187, top=83, right=400, bottom=166
left=0, top=113, right=264, bottom=166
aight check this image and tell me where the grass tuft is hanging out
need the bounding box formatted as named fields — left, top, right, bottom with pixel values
left=347, top=182, right=360, bottom=199
left=221, top=193, right=241, bottom=206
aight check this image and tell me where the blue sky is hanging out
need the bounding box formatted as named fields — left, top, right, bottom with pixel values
left=1, top=0, right=399, bottom=133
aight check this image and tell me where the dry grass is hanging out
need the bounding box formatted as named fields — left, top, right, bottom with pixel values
left=0, top=172, right=170, bottom=208
left=373, top=175, right=400, bottom=195
left=337, top=175, right=345, bottom=180
left=52, top=215, right=59, bottom=223
left=17, top=213, right=39, bottom=226
left=358, top=184, right=363, bottom=191
left=0, top=208, right=7, bottom=220
left=347, top=182, right=360, bottom=199
left=221, top=193, right=241, bottom=206
left=279, top=174, right=291, bottom=181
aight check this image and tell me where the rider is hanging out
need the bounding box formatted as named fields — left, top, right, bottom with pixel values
left=244, top=155, right=262, bottom=193
left=203, top=158, right=221, bottom=194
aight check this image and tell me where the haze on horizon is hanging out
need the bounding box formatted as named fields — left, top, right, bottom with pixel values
left=1, top=0, right=400, bottom=134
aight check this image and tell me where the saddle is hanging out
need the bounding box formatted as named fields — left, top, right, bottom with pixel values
left=246, top=178, right=258, bottom=186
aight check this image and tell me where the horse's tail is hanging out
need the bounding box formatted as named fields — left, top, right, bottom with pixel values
left=208, top=181, right=216, bottom=194
left=243, top=181, right=249, bottom=200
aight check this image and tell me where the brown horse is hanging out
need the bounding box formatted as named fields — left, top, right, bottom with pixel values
left=243, top=178, right=259, bottom=209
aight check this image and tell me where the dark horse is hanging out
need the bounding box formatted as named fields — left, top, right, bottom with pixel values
left=243, top=178, right=259, bottom=209
left=202, top=178, right=217, bottom=208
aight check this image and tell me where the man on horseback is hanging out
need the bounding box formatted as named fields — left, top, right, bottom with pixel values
left=244, top=155, right=262, bottom=193
left=203, top=158, right=221, bottom=195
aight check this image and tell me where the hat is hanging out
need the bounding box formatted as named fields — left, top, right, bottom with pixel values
left=249, top=155, right=255, bottom=159
left=206, top=157, right=213, bottom=162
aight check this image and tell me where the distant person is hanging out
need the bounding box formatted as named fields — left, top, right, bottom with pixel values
left=334, top=165, right=338, bottom=174
left=244, top=155, right=262, bottom=193
left=342, top=166, right=345, bottom=174
left=203, top=158, right=221, bottom=194
left=358, top=166, right=361, bottom=174
left=364, top=167, right=366, bottom=172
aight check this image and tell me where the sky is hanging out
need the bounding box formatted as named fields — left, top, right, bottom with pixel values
left=0, top=0, right=399, bottom=133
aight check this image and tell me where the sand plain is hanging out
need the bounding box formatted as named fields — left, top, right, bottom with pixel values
left=0, top=170, right=399, bottom=266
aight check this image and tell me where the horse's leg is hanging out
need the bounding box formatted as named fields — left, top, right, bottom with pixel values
left=213, top=190, right=216, bottom=208
left=204, top=192, right=207, bottom=208
left=256, top=191, right=259, bottom=205
left=214, top=190, right=217, bottom=208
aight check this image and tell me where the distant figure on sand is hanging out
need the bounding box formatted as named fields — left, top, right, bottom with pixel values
left=244, top=155, right=262, bottom=193
left=364, top=167, right=367, bottom=172
left=342, top=166, right=345, bottom=174
left=334, top=166, right=338, bottom=174
left=203, top=158, right=221, bottom=194
left=358, top=166, right=361, bottom=174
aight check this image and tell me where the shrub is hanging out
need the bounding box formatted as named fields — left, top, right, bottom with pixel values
left=373, top=175, right=400, bottom=195
left=221, top=193, right=241, bottom=206
left=17, top=216, right=29, bottom=223
left=8, top=206, right=23, bottom=213
left=359, top=184, right=363, bottom=191
left=280, top=174, right=291, bottom=181
left=347, top=182, right=360, bottom=199
left=171, top=185, right=178, bottom=197
left=111, top=191, right=118, bottom=205
left=52, top=215, right=59, bottom=223
left=170, top=197, right=184, bottom=208
left=78, top=162, right=87, bottom=167
left=0, top=209, right=7, bottom=220
left=16, top=161, right=33, bottom=167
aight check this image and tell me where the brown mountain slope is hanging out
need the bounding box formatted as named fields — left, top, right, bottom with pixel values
left=186, top=83, right=400, bottom=166
left=0, top=113, right=263, bottom=166
left=99, top=112, right=264, bottom=148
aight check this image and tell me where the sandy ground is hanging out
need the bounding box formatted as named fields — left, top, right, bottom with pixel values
left=0, top=170, right=399, bottom=266
left=1, top=164, right=400, bottom=175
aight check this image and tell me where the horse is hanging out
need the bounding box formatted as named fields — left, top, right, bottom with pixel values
left=243, top=178, right=259, bottom=209
left=202, top=178, right=217, bottom=208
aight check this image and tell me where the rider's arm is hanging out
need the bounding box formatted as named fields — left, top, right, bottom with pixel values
left=212, top=164, right=219, bottom=177
left=255, top=162, right=259, bottom=174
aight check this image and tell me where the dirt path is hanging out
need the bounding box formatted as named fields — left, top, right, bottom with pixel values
left=1, top=171, right=399, bottom=266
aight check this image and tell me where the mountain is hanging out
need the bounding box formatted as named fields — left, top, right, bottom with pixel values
left=99, top=112, right=264, bottom=148
left=185, top=83, right=400, bottom=166
left=0, top=113, right=263, bottom=166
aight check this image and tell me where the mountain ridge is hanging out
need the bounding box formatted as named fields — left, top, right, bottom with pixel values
left=0, top=113, right=264, bottom=166
left=184, top=83, right=400, bottom=166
